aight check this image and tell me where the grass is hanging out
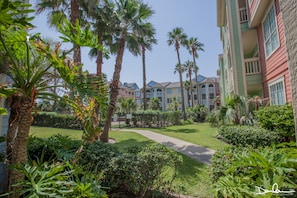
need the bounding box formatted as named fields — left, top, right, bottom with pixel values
left=144, top=122, right=227, bottom=150
left=29, top=125, right=214, bottom=197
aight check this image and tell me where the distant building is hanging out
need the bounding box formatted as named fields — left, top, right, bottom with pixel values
left=134, top=75, right=220, bottom=111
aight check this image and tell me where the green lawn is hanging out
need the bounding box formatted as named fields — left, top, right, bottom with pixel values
left=29, top=126, right=214, bottom=197
left=147, top=122, right=227, bottom=150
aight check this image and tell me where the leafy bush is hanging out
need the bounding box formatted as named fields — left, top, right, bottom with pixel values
left=212, top=144, right=297, bottom=197
left=218, top=125, right=280, bottom=148
left=32, top=112, right=82, bottom=130
left=132, top=110, right=182, bottom=127
left=255, top=104, right=295, bottom=141
left=27, top=135, right=81, bottom=163
left=102, top=145, right=182, bottom=197
left=186, top=105, right=208, bottom=122
left=77, top=141, right=119, bottom=172
left=7, top=161, right=107, bottom=198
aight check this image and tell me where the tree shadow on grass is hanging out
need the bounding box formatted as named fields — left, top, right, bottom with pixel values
left=161, top=128, right=197, bottom=133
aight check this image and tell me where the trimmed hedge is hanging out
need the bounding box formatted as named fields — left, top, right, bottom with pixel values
left=32, top=112, right=82, bottom=130
left=218, top=125, right=280, bottom=148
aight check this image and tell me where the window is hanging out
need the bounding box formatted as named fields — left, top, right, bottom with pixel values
left=167, top=98, right=172, bottom=103
left=178, top=88, right=181, bottom=94
left=202, top=94, right=206, bottom=100
left=269, top=78, right=286, bottom=105
left=263, top=4, right=279, bottom=57
left=209, top=93, right=214, bottom=99
left=167, top=88, right=172, bottom=94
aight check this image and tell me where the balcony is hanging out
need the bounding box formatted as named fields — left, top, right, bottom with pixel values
left=239, top=8, right=248, bottom=23
left=245, top=58, right=261, bottom=75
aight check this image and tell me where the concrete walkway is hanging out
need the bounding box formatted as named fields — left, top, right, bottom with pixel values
left=117, top=129, right=216, bottom=165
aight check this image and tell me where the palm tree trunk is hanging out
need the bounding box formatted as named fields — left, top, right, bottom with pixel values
left=279, top=0, right=297, bottom=143
left=176, top=49, right=187, bottom=120
left=142, top=45, right=147, bottom=110
left=70, top=0, right=81, bottom=70
left=6, top=95, right=33, bottom=197
left=189, top=70, right=194, bottom=107
left=192, top=52, right=199, bottom=105
left=96, top=34, right=103, bottom=76
left=101, top=34, right=125, bottom=142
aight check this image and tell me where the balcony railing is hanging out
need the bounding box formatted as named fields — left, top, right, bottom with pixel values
left=245, top=57, right=261, bottom=75
left=239, top=8, right=248, bottom=23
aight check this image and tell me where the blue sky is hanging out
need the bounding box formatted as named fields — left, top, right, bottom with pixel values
left=31, top=0, right=222, bottom=87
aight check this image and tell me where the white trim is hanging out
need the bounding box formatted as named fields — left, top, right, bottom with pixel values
left=262, top=1, right=280, bottom=59
left=268, top=76, right=286, bottom=105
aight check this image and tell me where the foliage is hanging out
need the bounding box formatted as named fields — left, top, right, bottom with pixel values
left=218, top=125, right=280, bottom=148
left=32, top=112, right=82, bottom=129
left=6, top=162, right=75, bottom=198
left=186, top=105, right=208, bottom=122
left=102, top=144, right=182, bottom=197
left=212, top=144, right=297, bottom=197
left=132, top=110, right=182, bottom=127
left=27, top=135, right=81, bottom=163
left=77, top=141, right=119, bottom=172
left=255, top=104, right=295, bottom=141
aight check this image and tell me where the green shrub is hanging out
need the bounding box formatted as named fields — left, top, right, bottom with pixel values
left=255, top=104, right=295, bottom=141
left=77, top=141, right=119, bottom=172
left=218, top=125, right=280, bottom=148
left=32, top=112, right=82, bottom=130
left=27, top=135, right=81, bottom=163
left=102, top=145, right=182, bottom=197
left=212, top=144, right=297, bottom=197
left=213, top=145, right=294, bottom=196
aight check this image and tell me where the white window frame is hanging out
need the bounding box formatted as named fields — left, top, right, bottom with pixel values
left=262, top=3, right=280, bottom=59
left=268, top=77, right=286, bottom=105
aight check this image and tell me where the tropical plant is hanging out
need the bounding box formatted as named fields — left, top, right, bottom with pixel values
left=168, top=27, right=188, bottom=120
left=186, top=37, right=204, bottom=105
left=101, top=0, right=154, bottom=142
left=1, top=5, right=102, bottom=196
left=36, top=0, right=95, bottom=67
left=183, top=60, right=195, bottom=107
left=127, top=23, right=157, bottom=110
left=148, top=97, right=161, bottom=111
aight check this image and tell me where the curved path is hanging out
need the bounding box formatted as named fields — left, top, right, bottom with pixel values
left=117, top=129, right=216, bottom=165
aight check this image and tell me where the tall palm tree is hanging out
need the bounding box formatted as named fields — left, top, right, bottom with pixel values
left=183, top=60, right=195, bottom=107
left=85, top=0, right=116, bottom=76
left=186, top=37, right=204, bottom=105
left=128, top=23, right=157, bottom=110
left=100, top=0, right=154, bottom=142
left=280, top=0, right=297, bottom=143
left=168, top=27, right=188, bottom=120
left=36, top=0, right=94, bottom=68
left=184, top=80, right=191, bottom=108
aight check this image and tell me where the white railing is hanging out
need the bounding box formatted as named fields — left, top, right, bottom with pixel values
left=239, top=8, right=248, bottom=23
left=245, top=58, right=261, bottom=75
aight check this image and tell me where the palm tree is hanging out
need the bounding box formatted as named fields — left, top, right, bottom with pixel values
left=279, top=0, right=297, bottom=143
left=184, top=80, right=191, bottom=108
left=186, top=37, right=204, bottom=105
left=128, top=23, right=157, bottom=110
left=168, top=27, right=188, bottom=120
left=85, top=0, right=116, bottom=76
left=100, top=0, right=154, bottom=142
left=183, top=60, right=195, bottom=107
left=36, top=0, right=93, bottom=68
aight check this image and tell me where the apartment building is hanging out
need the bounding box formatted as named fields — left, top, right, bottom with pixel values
left=135, top=76, right=219, bottom=111
left=217, top=0, right=291, bottom=105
